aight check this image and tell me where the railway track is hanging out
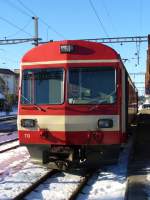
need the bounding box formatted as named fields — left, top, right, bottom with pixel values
left=69, top=172, right=94, bottom=200
left=14, top=170, right=94, bottom=200
left=0, top=142, right=96, bottom=200
left=21, top=138, right=132, bottom=200
left=14, top=169, right=58, bottom=200
left=0, top=137, right=132, bottom=200
left=0, top=115, right=17, bottom=122
left=0, top=146, right=54, bottom=199
left=0, top=137, right=18, bottom=145
left=23, top=155, right=129, bottom=200
left=0, top=139, right=19, bottom=153
left=2, top=115, right=150, bottom=199
left=0, top=130, right=18, bottom=142
left=0, top=164, right=129, bottom=200
left=21, top=169, right=93, bottom=200
left=0, top=129, right=18, bottom=153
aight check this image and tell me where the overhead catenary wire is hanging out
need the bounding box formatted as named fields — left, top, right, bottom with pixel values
left=4, top=0, right=32, bottom=18
left=0, top=16, right=32, bottom=37
left=100, top=0, right=118, bottom=34
left=1, top=0, right=33, bottom=38
left=39, top=19, right=66, bottom=40
left=135, top=41, right=141, bottom=65
left=89, top=0, right=109, bottom=37
left=6, top=18, right=32, bottom=38
left=16, top=0, right=35, bottom=16
left=16, top=0, right=66, bottom=39
left=139, top=0, right=143, bottom=34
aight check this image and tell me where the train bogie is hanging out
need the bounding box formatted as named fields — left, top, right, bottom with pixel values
left=26, top=144, right=120, bottom=170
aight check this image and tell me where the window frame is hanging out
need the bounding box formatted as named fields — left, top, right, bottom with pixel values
left=21, top=67, right=65, bottom=105
left=67, top=66, right=117, bottom=105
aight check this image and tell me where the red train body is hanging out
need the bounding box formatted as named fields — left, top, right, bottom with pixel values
left=17, top=40, right=138, bottom=169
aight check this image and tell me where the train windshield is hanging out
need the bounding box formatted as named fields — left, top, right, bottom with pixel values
left=68, top=67, right=116, bottom=104
left=21, top=68, right=64, bottom=105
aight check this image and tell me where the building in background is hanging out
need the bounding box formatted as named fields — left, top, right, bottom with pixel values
left=14, top=69, right=20, bottom=97
left=0, top=68, right=16, bottom=95
left=0, top=68, right=19, bottom=106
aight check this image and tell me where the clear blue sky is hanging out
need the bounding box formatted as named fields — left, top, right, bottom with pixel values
left=0, top=0, right=149, bottom=95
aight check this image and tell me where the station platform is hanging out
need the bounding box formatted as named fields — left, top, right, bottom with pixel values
left=126, top=113, right=150, bottom=200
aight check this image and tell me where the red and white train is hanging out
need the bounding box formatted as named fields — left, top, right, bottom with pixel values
left=17, top=40, right=138, bottom=170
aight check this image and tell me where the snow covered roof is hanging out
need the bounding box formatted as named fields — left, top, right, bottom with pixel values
left=0, top=93, right=5, bottom=99
left=0, top=68, right=15, bottom=75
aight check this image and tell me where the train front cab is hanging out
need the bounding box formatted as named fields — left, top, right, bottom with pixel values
left=17, top=41, right=137, bottom=169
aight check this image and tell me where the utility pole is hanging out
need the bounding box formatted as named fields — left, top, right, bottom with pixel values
left=145, top=35, right=150, bottom=95
left=0, top=16, right=41, bottom=45
left=32, top=16, right=39, bottom=46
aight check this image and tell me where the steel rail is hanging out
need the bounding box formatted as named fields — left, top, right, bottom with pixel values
left=0, top=144, right=19, bottom=153
left=0, top=139, right=19, bottom=153
left=0, top=138, right=18, bottom=146
left=0, top=115, right=17, bottom=122
left=13, top=170, right=58, bottom=200
left=69, top=171, right=95, bottom=200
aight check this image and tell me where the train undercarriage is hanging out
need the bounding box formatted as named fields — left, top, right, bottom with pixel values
left=26, top=144, right=120, bottom=170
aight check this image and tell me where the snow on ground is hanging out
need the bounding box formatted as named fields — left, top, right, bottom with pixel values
left=25, top=172, right=84, bottom=200
left=0, top=144, right=84, bottom=200
left=0, top=163, right=51, bottom=199
left=0, top=140, right=19, bottom=152
left=0, top=131, right=18, bottom=144
left=144, top=169, right=150, bottom=197
left=77, top=140, right=132, bottom=200
left=0, top=146, right=29, bottom=177
left=25, top=139, right=132, bottom=200
left=0, top=105, right=18, bottom=144
left=0, top=136, right=132, bottom=200
left=0, top=146, right=52, bottom=200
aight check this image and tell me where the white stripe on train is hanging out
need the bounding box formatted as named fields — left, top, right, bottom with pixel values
left=17, top=115, right=120, bottom=132
left=21, top=59, right=120, bottom=66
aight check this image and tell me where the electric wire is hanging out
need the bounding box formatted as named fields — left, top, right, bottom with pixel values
left=4, top=0, right=32, bottom=18
left=89, top=0, right=109, bottom=37
left=0, top=16, right=32, bottom=37
left=139, top=0, right=143, bottom=34
left=39, top=19, right=66, bottom=39
left=100, top=0, right=118, bottom=34
left=16, top=0, right=65, bottom=39
left=135, top=41, right=141, bottom=65
left=6, top=18, right=32, bottom=38
left=1, top=0, right=33, bottom=38
left=16, top=0, right=35, bottom=16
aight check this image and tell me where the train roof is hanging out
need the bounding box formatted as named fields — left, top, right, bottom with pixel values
left=21, top=40, right=120, bottom=63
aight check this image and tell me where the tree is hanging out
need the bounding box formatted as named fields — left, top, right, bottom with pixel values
left=0, top=76, right=6, bottom=94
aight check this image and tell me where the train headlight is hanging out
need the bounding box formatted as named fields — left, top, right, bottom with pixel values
left=98, top=119, right=113, bottom=128
left=60, top=45, right=74, bottom=53
left=21, top=119, right=36, bottom=128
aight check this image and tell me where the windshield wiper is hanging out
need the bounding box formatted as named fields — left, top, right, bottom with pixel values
left=21, top=94, right=46, bottom=112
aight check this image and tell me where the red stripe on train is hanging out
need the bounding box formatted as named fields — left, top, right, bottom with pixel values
left=18, top=130, right=127, bottom=145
